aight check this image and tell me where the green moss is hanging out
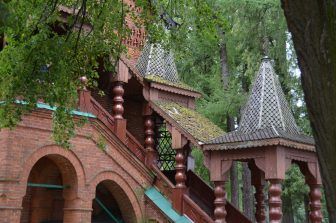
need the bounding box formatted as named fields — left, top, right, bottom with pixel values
left=145, top=75, right=199, bottom=92
left=154, top=101, right=224, bottom=142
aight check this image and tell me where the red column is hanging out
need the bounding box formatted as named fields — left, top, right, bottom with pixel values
left=214, top=181, right=227, bottom=223
left=309, top=184, right=323, bottom=223
left=112, top=81, right=125, bottom=120
left=173, top=148, right=186, bottom=214
left=268, top=179, right=282, bottom=223
left=144, top=116, right=156, bottom=167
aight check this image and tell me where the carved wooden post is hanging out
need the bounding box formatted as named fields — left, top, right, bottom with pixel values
left=268, top=179, right=282, bottom=223
left=112, top=81, right=126, bottom=141
left=144, top=115, right=156, bottom=167
left=308, top=184, right=323, bottom=223
left=112, top=81, right=125, bottom=119
left=250, top=162, right=266, bottom=223
left=78, top=76, right=92, bottom=112
left=214, top=181, right=227, bottom=223
left=173, top=147, right=186, bottom=214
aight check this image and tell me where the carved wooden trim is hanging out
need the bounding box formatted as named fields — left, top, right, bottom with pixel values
left=150, top=82, right=201, bottom=98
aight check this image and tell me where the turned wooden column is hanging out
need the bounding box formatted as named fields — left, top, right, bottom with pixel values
left=144, top=116, right=156, bottom=167
left=112, top=81, right=124, bottom=119
left=214, top=181, right=227, bottom=223
left=308, top=184, right=323, bottom=223
left=112, top=81, right=126, bottom=141
left=173, top=148, right=186, bottom=214
left=268, top=179, right=282, bottom=223
left=254, top=182, right=266, bottom=223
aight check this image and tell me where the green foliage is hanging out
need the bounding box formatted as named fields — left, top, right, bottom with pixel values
left=96, top=135, right=107, bottom=152
left=0, top=0, right=152, bottom=147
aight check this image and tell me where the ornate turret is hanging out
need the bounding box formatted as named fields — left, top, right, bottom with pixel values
left=203, top=58, right=322, bottom=223
left=239, top=57, right=299, bottom=135
left=208, top=57, right=313, bottom=147
left=136, top=42, right=179, bottom=83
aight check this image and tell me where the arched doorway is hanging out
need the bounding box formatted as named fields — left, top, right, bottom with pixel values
left=91, top=180, right=136, bottom=223
left=20, top=154, right=79, bottom=223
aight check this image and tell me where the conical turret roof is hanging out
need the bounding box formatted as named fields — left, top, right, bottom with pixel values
left=238, top=57, right=299, bottom=134
left=206, top=57, right=314, bottom=150
left=135, top=42, right=179, bottom=83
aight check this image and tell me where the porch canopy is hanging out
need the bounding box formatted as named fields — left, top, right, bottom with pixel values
left=203, top=57, right=322, bottom=223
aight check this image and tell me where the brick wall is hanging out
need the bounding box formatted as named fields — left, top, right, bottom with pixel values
left=0, top=109, right=170, bottom=223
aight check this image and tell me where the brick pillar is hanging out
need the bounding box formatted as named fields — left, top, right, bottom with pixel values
left=144, top=115, right=156, bottom=167
left=63, top=199, right=92, bottom=223
left=112, top=81, right=126, bottom=141
left=214, top=180, right=227, bottom=223
left=268, top=179, right=282, bottom=223
left=0, top=182, right=23, bottom=222
left=0, top=207, right=22, bottom=223
left=308, top=184, right=323, bottom=223
left=173, top=148, right=186, bottom=214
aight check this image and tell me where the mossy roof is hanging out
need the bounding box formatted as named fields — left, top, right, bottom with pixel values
left=152, top=101, right=224, bottom=143
left=145, top=75, right=199, bottom=93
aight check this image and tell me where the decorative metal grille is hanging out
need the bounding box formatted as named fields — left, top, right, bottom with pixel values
left=154, top=117, right=176, bottom=170
left=238, top=58, right=300, bottom=134
left=135, top=42, right=179, bottom=83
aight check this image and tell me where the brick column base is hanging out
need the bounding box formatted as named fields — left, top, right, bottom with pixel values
left=0, top=207, right=22, bottom=222
left=63, top=207, right=92, bottom=223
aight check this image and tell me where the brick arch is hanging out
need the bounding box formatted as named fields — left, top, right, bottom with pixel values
left=88, top=171, right=143, bottom=222
left=19, top=144, right=86, bottom=199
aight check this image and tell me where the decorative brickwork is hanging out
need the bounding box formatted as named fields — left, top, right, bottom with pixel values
left=0, top=110, right=172, bottom=223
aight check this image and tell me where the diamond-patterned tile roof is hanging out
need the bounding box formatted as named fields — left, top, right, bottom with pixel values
left=136, top=42, right=179, bottom=83
left=206, top=57, right=314, bottom=149
left=239, top=57, right=299, bottom=134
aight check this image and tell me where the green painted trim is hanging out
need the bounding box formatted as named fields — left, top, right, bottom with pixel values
left=27, top=183, right=67, bottom=189
left=145, top=187, right=192, bottom=223
left=5, top=100, right=97, bottom=118
left=94, top=198, right=123, bottom=223
left=36, top=103, right=96, bottom=118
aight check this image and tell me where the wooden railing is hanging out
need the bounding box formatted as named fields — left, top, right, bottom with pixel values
left=125, top=131, right=145, bottom=162
left=79, top=91, right=146, bottom=163
left=151, top=165, right=175, bottom=202
left=183, top=194, right=214, bottom=223
left=186, top=170, right=252, bottom=223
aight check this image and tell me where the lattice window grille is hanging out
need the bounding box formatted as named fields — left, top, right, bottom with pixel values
left=154, top=117, right=176, bottom=171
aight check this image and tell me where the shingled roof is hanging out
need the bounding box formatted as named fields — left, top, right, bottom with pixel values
left=150, top=101, right=224, bottom=144
left=136, top=42, right=179, bottom=83
left=205, top=57, right=314, bottom=150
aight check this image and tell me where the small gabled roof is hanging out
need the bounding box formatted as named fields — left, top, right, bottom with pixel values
left=150, top=101, right=224, bottom=145
left=204, top=57, right=314, bottom=150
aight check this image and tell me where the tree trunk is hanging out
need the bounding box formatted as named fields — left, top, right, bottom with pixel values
left=283, top=196, right=295, bottom=223
left=281, top=1, right=336, bottom=221
left=218, top=29, right=240, bottom=209
left=242, top=162, right=253, bottom=220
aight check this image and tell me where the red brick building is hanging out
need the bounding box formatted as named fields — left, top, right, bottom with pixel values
left=0, top=2, right=323, bottom=223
